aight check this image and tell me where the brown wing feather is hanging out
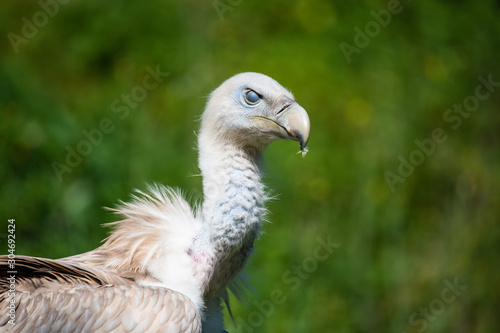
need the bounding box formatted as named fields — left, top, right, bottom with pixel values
left=1, top=285, right=201, bottom=332
left=0, top=256, right=201, bottom=333
left=0, top=255, right=134, bottom=298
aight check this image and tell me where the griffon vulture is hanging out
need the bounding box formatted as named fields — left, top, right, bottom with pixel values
left=0, top=72, right=310, bottom=332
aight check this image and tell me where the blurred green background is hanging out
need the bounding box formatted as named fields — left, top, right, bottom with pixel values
left=1, top=0, right=499, bottom=332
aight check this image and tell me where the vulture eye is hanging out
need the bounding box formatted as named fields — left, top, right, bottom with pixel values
left=244, top=90, right=260, bottom=105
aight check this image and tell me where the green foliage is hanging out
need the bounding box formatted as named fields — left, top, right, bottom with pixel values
left=1, top=0, right=499, bottom=331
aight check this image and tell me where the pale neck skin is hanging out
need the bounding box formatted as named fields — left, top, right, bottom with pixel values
left=188, top=72, right=310, bottom=305
left=192, top=129, right=268, bottom=300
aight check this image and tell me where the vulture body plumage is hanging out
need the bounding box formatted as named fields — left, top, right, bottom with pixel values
left=0, top=72, right=310, bottom=332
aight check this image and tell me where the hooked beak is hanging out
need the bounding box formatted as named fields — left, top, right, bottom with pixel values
left=251, top=96, right=310, bottom=151
left=274, top=99, right=310, bottom=151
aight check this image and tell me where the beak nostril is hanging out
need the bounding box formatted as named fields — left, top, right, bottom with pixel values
left=277, top=104, right=291, bottom=116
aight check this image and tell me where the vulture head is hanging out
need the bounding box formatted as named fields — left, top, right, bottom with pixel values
left=199, top=72, right=310, bottom=153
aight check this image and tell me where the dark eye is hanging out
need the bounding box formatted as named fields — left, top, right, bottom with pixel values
left=244, top=90, right=260, bottom=105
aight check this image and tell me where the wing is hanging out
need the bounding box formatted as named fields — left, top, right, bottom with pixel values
left=0, top=256, right=201, bottom=333
left=1, top=285, right=201, bottom=333
left=0, top=255, right=132, bottom=291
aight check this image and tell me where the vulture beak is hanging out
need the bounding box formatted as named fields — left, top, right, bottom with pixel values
left=252, top=96, right=310, bottom=151
left=274, top=97, right=311, bottom=150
